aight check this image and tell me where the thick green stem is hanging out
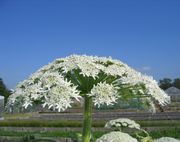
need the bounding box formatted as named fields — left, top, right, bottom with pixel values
left=82, top=96, right=93, bottom=142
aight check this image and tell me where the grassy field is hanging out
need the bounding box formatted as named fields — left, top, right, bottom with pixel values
left=1, top=112, right=180, bottom=141
left=0, top=127, right=179, bottom=139
left=0, top=119, right=180, bottom=127
left=0, top=119, right=180, bottom=141
left=3, top=113, right=37, bottom=119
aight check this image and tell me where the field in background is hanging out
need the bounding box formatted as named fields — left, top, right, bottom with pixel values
left=1, top=101, right=180, bottom=141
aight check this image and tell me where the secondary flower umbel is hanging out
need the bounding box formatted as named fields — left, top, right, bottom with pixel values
left=8, top=55, right=170, bottom=112
left=96, top=131, right=138, bottom=142
left=105, top=118, right=141, bottom=130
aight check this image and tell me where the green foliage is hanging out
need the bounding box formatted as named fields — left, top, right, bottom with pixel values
left=22, top=134, right=35, bottom=142
left=4, top=113, right=34, bottom=119
left=0, top=128, right=179, bottom=140
left=72, top=133, right=82, bottom=142
left=139, top=136, right=153, bottom=142
left=138, top=120, right=180, bottom=127
left=131, top=128, right=180, bottom=140
left=159, top=78, right=172, bottom=90
left=0, top=119, right=180, bottom=128
left=149, top=127, right=180, bottom=139
left=0, top=78, right=11, bottom=105
left=159, top=78, right=180, bottom=90
left=0, top=120, right=82, bottom=127
left=173, top=78, right=180, bottom=89
left=0, top=120, right=105, bottom=127
left=0, top=130, right=74, bottom=137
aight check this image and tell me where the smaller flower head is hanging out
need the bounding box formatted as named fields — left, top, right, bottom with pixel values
left=105, top=118, right=141, bottom=130
left=96, top=131, right=138, bottom=142
left=88, top=82, right=119, bottom=107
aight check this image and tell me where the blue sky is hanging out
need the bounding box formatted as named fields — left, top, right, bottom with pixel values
left=0, top=0, right=180, bottom=89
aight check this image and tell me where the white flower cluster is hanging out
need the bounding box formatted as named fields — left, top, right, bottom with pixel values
left=9, top=72, right=81, bottom=111
left=9, top=55, right=170, bottom=111
left=88, top=82, right=119, bottom=107
left=105, top=118, right=140, bottom=130
left=154, top=137, right=180, bottom=142
left=96, top=131, right=138, bottom=142
left=119, top=68, right=170, bottom=106
left=53, top=55, right=127, bottom=78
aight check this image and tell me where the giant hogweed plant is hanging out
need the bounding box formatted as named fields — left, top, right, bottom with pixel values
left=8, top=55, right=170, bottom=142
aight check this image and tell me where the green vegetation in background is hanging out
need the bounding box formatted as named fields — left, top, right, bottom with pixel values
left=0, top=128, right=179, bottom=139
left=0, top=78, right=11, bottom=105
left=0, top=120, right=180, bottom=127
left=159, top=78, right=180, bottom=90
left=0, top=120, right=104, bottom=127
left=149, top=128, right=180, bottom=139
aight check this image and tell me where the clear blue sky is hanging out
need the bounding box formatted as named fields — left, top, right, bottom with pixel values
left=0, top=0, right=180, bottom=89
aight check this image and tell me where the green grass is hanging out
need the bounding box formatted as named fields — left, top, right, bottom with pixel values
left=149, top=127, right=180, bottom=138
left=0, top=120, right=105, bottom=127
left=1, top=119, right=180, bottom=128
left=0, top=119, right=180, bottom=141
left=0, top=130, right=105, bottom=139
left=0, top=128, right=179, bottom=139
left=0, top=120, right=81, bottom=127
left=137, top=120, right=180, bottom=127
left=3, top=113, right=36, bottom=119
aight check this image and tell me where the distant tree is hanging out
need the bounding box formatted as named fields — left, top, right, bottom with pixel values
left=0, top=78, right=11, bottom=105
left=159, top=78, right=172, bottom=90
left=173, top=78, right=180, bottom=89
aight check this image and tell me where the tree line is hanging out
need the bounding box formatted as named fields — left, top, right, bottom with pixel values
left=0, top=78, right=11, bottom=105
left=159, top=78, right=180, bottom=90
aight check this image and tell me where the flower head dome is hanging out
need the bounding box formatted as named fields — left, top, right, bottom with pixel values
left=8, top=55, right=170, bottom=111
